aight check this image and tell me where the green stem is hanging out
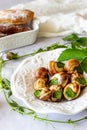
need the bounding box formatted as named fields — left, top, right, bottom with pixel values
left=2, top=87, right=87, bottom=124
left=2, top=88, right=35, bottom=115
left=3, top=53, right=32, bottom=63
left=3, top=43, right=67, bottom=63
left=34, top=115, right=87, bottom=124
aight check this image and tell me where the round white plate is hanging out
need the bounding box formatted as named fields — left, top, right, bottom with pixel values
left=11, top=48, right=87, bottom=115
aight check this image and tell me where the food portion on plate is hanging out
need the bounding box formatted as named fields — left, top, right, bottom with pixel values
left=0, top=9, right=34, bottom=38
left=34, top=59, right=86, bottom=102
left=11, top=37, right=87, bottom=114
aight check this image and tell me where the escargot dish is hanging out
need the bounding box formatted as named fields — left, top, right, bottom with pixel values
left=11, top=48, right=87, bottom=114
left=34, top=58, right=85, bottom=102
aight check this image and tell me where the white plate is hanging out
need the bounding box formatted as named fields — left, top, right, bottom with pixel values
left=11, top=48, right=87, bottom=115
left=0, top=20, right=39, bottom=52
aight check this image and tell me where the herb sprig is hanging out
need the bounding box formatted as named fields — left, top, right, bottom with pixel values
left=0, top=33, right=87, bottom=124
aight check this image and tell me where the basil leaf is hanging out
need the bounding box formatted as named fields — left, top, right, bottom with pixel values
left=80, top=57, right=87, bottom=73
left=71, top=41, right=81, bottom=49
left=77, top=37, right=87, bottom=47
left=63, top=33, right=78, bottom=41
left=76, top=77, right=87, bottom=85
left=75, top=64, right=83, bottom=74
left=58, top=48, right=87, bottom=62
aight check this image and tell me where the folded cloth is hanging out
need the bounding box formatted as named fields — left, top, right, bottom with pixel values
left=11, top=0, right=87, bottom=37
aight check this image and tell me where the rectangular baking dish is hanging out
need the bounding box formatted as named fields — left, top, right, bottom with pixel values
left=0, top=20, right=39, bottom=52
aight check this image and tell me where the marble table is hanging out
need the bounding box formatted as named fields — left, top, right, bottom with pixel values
left=0, top=1, right=87, bottom=130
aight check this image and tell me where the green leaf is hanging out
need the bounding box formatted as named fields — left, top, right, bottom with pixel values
left=76, top=77, right=87, bottom=85
left=63, top=33, right=78, bottom=41
left=6, top=52, right=19, bottom=60
left=8, top=90, right=12, bottom=97
left=10, top=100, right=18, bottom=107
left=3, top=78, right=10, bottom=89
left=77, top=37, right=87, bottom=47
left=47, top=43, right=67, bottom=51
left=70, top=37, right=87, bottom=49
left=48, top=78, right=58, bottom=86
left=58, top=48, right=87, bottom=62
left=32, top=48, right=45, bottom=56
left=80, top=57, right=87, bottom=73
left=75, top=64, right=83, bottom=74
left=71, top=41, right=81, bottom=49
left=17, top=107, right=24, bottom=113
left=0, top=78, right=11, bottom=90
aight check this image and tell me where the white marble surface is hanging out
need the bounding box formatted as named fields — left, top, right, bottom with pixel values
left=0, top=1, right=87, bottom=130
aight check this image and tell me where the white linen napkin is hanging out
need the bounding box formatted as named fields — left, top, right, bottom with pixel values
left=11, top=0, right=87, bottom=37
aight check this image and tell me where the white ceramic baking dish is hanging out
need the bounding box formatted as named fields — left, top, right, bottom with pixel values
left=0, top=20, right=39, bottom=52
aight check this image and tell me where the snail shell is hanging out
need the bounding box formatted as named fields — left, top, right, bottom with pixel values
left=35, top=67, right=49, bottom=82
left=34, top=78, right=46, bottom=90
left=64, top=59, right=79, bottom=73
left=50, top=72, right=68, bottom=88
left=39, top=88, right=51, bottom=101
left=48, top=61, right=63, bottom=75
left=63, top=82, right=81, bottom=100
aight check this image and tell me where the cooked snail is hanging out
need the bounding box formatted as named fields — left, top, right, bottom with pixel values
left=63, top=83, right=81, bottom=100
left=71, top=70, right=82, bottom=82
left=34, top=88, right=51, bottom=101
left=49, top=85, right=62, bottom=101
left=35, top=67, right=49, bottom=82
left=49, top=72, right=68, bottom=88
left=48, top=61, right=63, bottom=75
left=64, top=59, right=80, bottom=73
left=34, top=78, right=46, bottom=90
left=39, top=88, right=51, bottom=101
left=34, top=59, right=86, bottom=102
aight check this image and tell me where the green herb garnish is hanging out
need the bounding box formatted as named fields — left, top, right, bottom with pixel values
left=76, top=77, right=87, bottom=85
left=58, top=48, right=87, bottom=62
left=6, top=52, right=19, bottom=60
left=63, top=34, right=87, bottom=49
left=63, top=33, right=78, bottom=41
left=77, top=37, right=87, bottom=47
left=64, top=87, right=76, bottom=99
left=53, top=90, right=62, bottom=99
left=48, top=78, right=58, bottom=86
left=75, top=64, right=83, bottom=74
left=80, top=57, right=87, bottom=73
left=34, top=90, right=41, bottom=98
left=47, top=43, right=67, bottom=50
